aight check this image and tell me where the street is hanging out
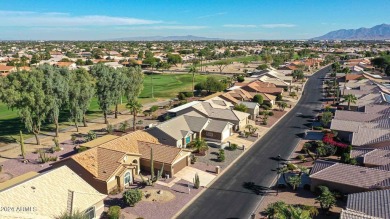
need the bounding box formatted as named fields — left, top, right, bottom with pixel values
left=177, top=66, right=330, bottom=219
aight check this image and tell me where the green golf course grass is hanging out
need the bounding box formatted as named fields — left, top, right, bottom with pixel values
left=0, top=73, right=227, bottom=142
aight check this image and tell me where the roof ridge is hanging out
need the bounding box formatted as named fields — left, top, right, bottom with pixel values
left=310, top=160, right=337, bottom=177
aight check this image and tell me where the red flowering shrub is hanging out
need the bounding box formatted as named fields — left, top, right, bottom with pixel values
left=322, top=133, right=348, bottom=148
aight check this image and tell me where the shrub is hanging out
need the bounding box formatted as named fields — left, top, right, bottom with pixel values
left=106, top=124, right=114, bottom=134
left=164, top=114, right=171, bottom=121
left=237, top=75, right=245, bottom=82
left=184, top=92, right=194, bottom=97
left=296, top=154, right=305, bottom=161
left=77, top=146, right=88, bottom=153
left=268, top=111, right=274, bottom=116
left=229, top=143, right=238, bottom=151
left=286, top=163, right=296, bottom=171
left=108, top=206, right=121, bottom=219
left=263, top=121, right=268, bottom=125
left=313, top=126, right=324, bottom=130
left=218, top=149, right=225, bottom=162
left=150, top=105, right=159, bottom=112
left=276, top=93, right=283, bottom=101
left=123, top=189, right=143, bottom=207
left=178, top=92, right=186, bottom=100
left=261, top=105, right=270, bottom=110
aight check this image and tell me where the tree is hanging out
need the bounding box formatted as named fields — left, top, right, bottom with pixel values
left=292, top=70, right=304, bottom=81
left=40, top=65, right=69, bottom=137
left=233, top=103, right=248, bottom=112
left=256, top=64, right=268, bottom=70
left=188, top=138, right=208, bottom=153
left=112, top=69, right=128, bottom=119
left=288, top=175, right=301, bottom=190
left=126, top=100, right=143, bottom=131
left=167, top=53, right=182, bottom=66
left=122, top=66, right=144, bottom=102
left=321, top=111, right=333, bottom=127
left=315, top=186, right=336, bottom=213
left=253, top=94, right=264, bottom=104
left=290, top=92, right=297, bottom=99
left=276, top=101, right=287, bottom=111
left=343, top=94, right=357, bottom=110
left=196, top=76, right=227, bottom=93
left=0, top=69, right=50, bottom=145
left=213, top=60, right=230, bottom=73
left=68, top=68, right=95, bottom=130
left=189, top=65, right=198, bottom=96
left=237, top=75, right=245, bottom=82
left=276, top=93, right=283, bottom=101
left=123, top=189, right=143, bottom=207
left=91, top=64, right=116, bottom=124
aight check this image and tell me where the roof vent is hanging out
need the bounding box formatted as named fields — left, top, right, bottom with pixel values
left=360, top=170, right=366, bottom=173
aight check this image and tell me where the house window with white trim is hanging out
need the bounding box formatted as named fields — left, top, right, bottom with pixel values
left=84, top=206, right=95, bottom=219
left=124, top=171, right=132, bottom=185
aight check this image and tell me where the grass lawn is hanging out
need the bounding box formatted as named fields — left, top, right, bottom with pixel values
left=196, top=55, right=262, bottom=67
left=0, top=73, right=227, bottom=142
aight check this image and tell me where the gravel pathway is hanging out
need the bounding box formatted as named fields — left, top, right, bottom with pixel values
left=105, top=179, right=203, bottom=219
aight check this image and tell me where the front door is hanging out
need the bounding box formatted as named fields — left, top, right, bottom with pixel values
left=124, top=171, right=132, bottom=186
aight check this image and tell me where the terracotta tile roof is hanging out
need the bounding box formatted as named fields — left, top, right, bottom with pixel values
left=56, top=62, right=74, bottom=67
left=0, top=65, right=15, bottom=71
left=71, top=147, right=126, bottom=181
left=346, top=74, right=364, bottom=81
left=138, top=141, right=185, bottom=164
left=99, top=130, right=159, bottom=155
left=310, top=161, right=390, bottom=189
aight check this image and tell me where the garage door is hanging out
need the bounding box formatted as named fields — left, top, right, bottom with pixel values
left=172, top=157, right=188, bottom=175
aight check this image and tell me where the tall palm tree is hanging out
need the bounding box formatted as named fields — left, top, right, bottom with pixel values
left=189, top=65, right=197, bottom=97
left=343, top=94, right=357, bottom=110
left=126, top=100, right=143, bottom=131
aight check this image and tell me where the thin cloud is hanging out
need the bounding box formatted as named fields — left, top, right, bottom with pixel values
left=0, top=10, right=162, bottom=26
left=116, top=25, right=208, bottom=30
left=223, top=24, right=257, bottom=28
left=260, top=24, right=296, bottom=28
left=197, top=12, right=227, bottom=19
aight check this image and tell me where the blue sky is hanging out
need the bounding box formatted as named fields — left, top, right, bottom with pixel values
left=1, top=0, right=389, bottom=40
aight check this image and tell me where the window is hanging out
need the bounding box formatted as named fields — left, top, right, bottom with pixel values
left=206, top=132, right=213, bottom=137
left=124, top=171, right=132, bottom=185
left=84, top=206, right=95, bottom=219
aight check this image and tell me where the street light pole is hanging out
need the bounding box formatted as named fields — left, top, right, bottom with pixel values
left=276, top=154, right=281, bottom=196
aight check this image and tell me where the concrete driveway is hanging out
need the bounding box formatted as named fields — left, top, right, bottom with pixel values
left=174, top=166, right=216, bottom=187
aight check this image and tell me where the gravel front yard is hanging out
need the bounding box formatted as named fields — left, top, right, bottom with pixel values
left=195, top=147, right=243, bottom=170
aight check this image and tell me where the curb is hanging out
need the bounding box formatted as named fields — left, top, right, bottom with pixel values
left=173, top=65, right=330, bottom=219
left=173, top=73, right=311, bottom=219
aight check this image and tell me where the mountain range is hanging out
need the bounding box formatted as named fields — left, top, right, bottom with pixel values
left=312, top=24, right=390, bottom=40
left=110, top=35, right=221, bottom=41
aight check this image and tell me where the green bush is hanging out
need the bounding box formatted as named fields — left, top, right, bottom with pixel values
left=287, top=163, right=296, bottom=171
left=123, top=189, right=143, bottom=207
left=237, top=76, right=245, bottom=82
left=276, top=93, right=283, bottom=101
left=77, top=146, right=88, bottom=153
left=218, top=149, right=225, bottom=162
left=229, top=143, right=238, bottom=151
left=313, top=126, right=324, bottom=130
left=108, top=206, right=121, bottom=219
left=150, top=105, right=159, bottom=112
left=296, top=154, right=306, bottom=162
left=268, top=111, right=274, bottom=116
left=261, top=105, right=270, bottom=110
left=184, top=92, right=194, bottom=97
left=178, top=92, right=186, bottom=100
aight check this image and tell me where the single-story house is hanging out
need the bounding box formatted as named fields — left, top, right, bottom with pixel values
left=146, top=113, right=233, bottom=147
left=310, top=160, right=390, bottom=194
left=171, top=102, right=250, bottom=131
left=51, top=147, right=139, bottom=194
left=138, top=141, right=191, bottom=177
left=340, top=189, right=390, bottom=219
left=238, top=101, right=260, bottom=120
left=239, top=81, right=284, bottom=96
left=0, top=166, right=106, bottom=219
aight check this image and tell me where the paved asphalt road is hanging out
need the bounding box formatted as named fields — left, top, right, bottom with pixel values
left=178, top=66, right=330, bottom=219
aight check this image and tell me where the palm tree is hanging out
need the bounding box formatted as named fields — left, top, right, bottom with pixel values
left=315, top=186, right=336, bottom=213
left=343, top=94, right=357, bottom=110
left=288, top=175, right=302, bottom=190
left=189, top=65, right=197, bottom=97
left=126, top=100, right=143, bottom=131
left=189, top=138, right=208, bottom=153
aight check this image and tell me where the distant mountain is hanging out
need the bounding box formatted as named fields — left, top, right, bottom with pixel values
left=110, top=35, right=222, bottom=41
left=312, top=24, right=390, bottom=40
